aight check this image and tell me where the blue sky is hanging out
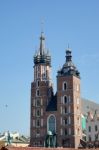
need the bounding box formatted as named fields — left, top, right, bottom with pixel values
left=0, top=0, right=99, bottom=135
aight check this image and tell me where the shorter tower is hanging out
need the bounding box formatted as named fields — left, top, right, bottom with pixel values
left=57, top=47, right=82, bottom=148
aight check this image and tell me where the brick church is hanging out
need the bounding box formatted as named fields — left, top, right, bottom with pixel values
left=30, top=31, right=82, bottom=148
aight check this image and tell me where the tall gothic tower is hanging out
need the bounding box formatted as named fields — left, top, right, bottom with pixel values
left=30, top=32, right=53, bottom=146
left=57, top=48, right=82, bottom=148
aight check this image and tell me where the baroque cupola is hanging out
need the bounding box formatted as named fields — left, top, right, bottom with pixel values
left=58, top=47, right=80, bottom=78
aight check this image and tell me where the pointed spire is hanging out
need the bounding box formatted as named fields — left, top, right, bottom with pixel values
left=66, top=45, right=72, bottom=62
left=40, top=31, right=45, bottom=55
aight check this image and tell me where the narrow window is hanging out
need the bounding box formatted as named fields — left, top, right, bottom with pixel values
left=95, top=134, right=98, bottom=140
left=63, top=82, right=67, bottom=90
left=88, top=126, right=91, bottom=132
left=65, top=118, right=68, bottom=125
left=48, top=115, right=56, bottom=133
left=37, top=109, right=40, bottom=117
left=64, top=96, right=67, bottom=103
left=95, top=125, right=98, bottom=131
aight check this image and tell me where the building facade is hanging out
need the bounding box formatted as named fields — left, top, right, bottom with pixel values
left=30, top=32, right=82, bottom=148
left=81, top=99, right=99, bottom=144
left=86, top=111, right=99, bottom=143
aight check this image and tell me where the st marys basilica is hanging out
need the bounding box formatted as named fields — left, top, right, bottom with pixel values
left=30, top=31, right=82, bottom=148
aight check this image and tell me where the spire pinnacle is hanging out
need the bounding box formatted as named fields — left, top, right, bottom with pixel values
left=40, top=31, right=45, bottom=55
left=66, top=45, right=72, bottom=62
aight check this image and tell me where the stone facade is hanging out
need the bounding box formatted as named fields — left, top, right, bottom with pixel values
left=86, top=111, right=99, bottom=142
left=30, top=32, right=82, bottom=148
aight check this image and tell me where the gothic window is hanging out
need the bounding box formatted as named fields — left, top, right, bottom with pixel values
left=36, top=90, right=39, bottom=96
left=63, top=82, right=67, bottom=91
left=36, top=109, right=40, bottom=117
left=64, top=96, right=68, bottom=104
left=64, top=118, right=68, bottom=125
left=48, top=115, right=56, bottom=133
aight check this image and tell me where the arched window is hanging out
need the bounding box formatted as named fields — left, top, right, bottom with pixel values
left=63, top=82, right=67, bottom=90
left=65, top=118, right=68, bottom=125
left=47, top=115, right=56, bottom=133
left=36, top=109, right=40, bottom=117
left=64, top=96, right=68, bottom=103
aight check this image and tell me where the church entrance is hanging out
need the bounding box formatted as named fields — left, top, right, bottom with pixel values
left=45, top=115, right=57, bottom=147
